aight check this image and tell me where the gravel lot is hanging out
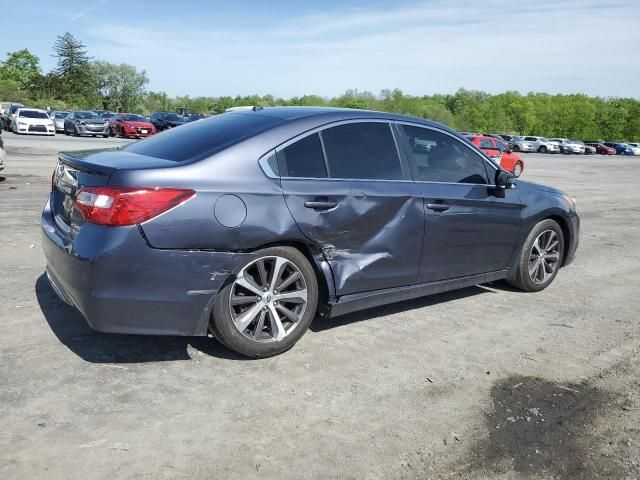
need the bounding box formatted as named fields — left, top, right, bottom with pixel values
left=1, top=133, right=639, bottom=480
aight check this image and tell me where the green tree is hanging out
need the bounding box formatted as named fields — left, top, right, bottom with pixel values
left=0, top=49, right=42, bottom=91
left=52, top=32, right=94, bottom=100
left=92, top=61, right=149, bottom=112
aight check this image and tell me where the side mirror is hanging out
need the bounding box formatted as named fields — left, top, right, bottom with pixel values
left=495, top=169, right=516, bottom=189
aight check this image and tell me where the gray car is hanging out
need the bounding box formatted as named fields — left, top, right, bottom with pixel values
left=49, top=111, right=70, bottom=132
left=63, top=111, right=109, bottom=137
left=511, top=136, right=535, bottom=153
left=42, top=107, right=580, bottom=357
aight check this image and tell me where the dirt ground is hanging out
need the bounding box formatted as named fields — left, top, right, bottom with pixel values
left=1, top=133, right=639, bottom=480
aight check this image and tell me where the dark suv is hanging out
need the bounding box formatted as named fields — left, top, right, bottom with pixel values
left=150, top=112, right=186, bottom=131
left=42, top=107, right=580, bottom=357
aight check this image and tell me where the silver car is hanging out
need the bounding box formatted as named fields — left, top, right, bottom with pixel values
left=49, top=111, right=70, bottom=132
left=511, top=136, right=535, bottom=153
left=522, top=136, right=560, bottom=154
left=549, top=138, right=584, bottom=154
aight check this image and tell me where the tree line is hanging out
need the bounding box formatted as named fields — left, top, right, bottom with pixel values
left=1, top=33, right=638, bottom=141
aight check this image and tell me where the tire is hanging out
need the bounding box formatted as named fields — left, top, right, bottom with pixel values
left=508, top=219, right=564, bottom=292
left=513, top=144, right=520, bottom=152
left=73, top=126, right=80, bottom=137
left=210, top=246, right=319, bottom=358
left=102, top=134, right=109, bottom=138
left=538, top=145, right=547, bottom=153
left=512, top=162, right=523, bottom=177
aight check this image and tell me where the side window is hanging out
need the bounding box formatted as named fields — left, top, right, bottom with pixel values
left=479, top=139, right=494, bottom=149
left=524, top=137, right=536, bottom=142
left=278, top=133, right=328, bottom=178
left=321, top=122, right=403, bottom=180
left=400, top=125, right=490, bottom=185
left=496, top=141, right=507, bottom=152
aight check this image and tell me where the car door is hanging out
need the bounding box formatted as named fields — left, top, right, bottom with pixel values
left=396, top=123, right=523, bottom=282
left=278, top=120, right=424, bottom=296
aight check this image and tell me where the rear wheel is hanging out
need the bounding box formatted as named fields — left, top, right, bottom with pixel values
left=508, top=219, right=564, bottom=292
left=513, top=144, right=520, bottom=152
left=512, top=162, right=523, bottom=177
left=211, top=246, right=318, bottom=358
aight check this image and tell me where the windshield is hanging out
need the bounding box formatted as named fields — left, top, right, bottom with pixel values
left=20, top=110, right=49, bottom=119
left=123, top=114, right=146, bottom=122
left=76, top=112, right=101, bottom=120
left=162, top=113, right=182, bottom=121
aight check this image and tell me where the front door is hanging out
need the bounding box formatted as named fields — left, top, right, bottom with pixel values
left=278, top=121, right=424, bottom=296
left=396, top=124, right=523, bottom=283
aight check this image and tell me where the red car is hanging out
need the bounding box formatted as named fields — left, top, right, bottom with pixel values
left=585, top=142, right=616, bottom=155
left=109, top=113, right=157, bottom=139
left=467, top=135, right=525, bottom=177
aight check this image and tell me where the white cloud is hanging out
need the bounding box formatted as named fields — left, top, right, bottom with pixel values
left=70, top=0, right=109, bottom=22
left=84, top=0, right=640, bottom=97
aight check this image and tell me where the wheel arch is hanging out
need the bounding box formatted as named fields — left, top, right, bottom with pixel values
left=546, top=214, right=572, bottom=267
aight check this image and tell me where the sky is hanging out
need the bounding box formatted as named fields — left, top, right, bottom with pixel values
left=1, top=0, right=639, bottom=98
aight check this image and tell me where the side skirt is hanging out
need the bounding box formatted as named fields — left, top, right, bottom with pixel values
left=327, top=269, right=509, bottom=318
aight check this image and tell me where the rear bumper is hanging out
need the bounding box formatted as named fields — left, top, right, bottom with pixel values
left=41, top=197, right=252, bottom=336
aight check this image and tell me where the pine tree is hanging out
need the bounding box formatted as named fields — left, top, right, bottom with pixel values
left=52, top=32, right=91, bottom=77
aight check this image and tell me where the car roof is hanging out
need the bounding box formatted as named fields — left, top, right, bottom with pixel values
left=230, top=106, right=459, bottom=134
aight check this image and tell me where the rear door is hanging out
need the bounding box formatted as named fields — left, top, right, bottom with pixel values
left=278, top=120, right=424, bottom=296
left=396, top=124, right=522, bottom=282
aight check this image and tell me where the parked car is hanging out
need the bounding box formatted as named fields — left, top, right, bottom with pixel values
left=150, top=112, right=187, bottom=131
left=467, top=135, right=525, bottom=177
left=584, top=142, right=616, bottom=155
left=571, top=140, right=595, bottom=155
left=511, top=136, right=535, bottom=153
left=109, top=113, right=157, bottom=138
left=186, top=113, right=208, bottom=122
left=3, top=104, right=26, bottom=132
left=549, top=138, right=583, bottom=154
left=484, top=133, right=514, bottom=150
left=625, top=143, right=640, bottom=155
left=49, top=111, right=70, bottom=133
left=63, top=111, right=110, bottom=137
left=93, top=110, right=115, bottom=120
left=522, top=136, right=560, bottom=154
left=42, top=107, right=579, bottom=357
left=0, top=133, right=5, bottom=171
left=603, top=142, right=634, bottom=155
left=11, top=108, right=55, bottom=135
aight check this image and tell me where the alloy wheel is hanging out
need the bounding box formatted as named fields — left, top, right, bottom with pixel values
left=513, top=162, right=523, bottom=177
left=229, top=256, right=308, bottom=342
left=528, top=230, right=561, bottom=285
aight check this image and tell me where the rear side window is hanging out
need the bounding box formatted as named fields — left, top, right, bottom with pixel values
left=125, top=113, right=281, bottom=162
left=278, top=133, right=328, bottom=178
left=400, top=125, right=490, bottom=185
left=321, top=122, right=402, bottom=180
left=479, top=139, right=494, bottom=149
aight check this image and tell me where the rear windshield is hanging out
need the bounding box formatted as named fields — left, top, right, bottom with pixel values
left=20, top=110, right=49, bottom=119
left=124, top=113, right=282, bottom=162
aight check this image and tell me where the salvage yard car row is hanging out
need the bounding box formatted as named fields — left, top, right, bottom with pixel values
left=0, top=103, right=208, bottom=139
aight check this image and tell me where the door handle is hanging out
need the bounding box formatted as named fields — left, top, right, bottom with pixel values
left=304, top=198, right=338, bottom=210
left=426, top=203, right=450, bottom=212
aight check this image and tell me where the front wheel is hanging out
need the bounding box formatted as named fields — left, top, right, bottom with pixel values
left=512, top=144, right=520, bottom=152
left=210, top=246, right=319, bottom=358
left=508, top=219, right=564, bottom=292
left=538, top=145, right=547, bottom=153
left=512, top=162, right=523, bottom=177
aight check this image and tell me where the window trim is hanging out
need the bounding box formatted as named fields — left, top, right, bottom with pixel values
left=393, top=121, right=499, bottom=187
left=273, top=119, right=411, bottom=182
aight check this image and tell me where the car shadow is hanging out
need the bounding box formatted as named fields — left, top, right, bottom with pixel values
left=35, top=273, right=249, bottom=363
left=310, top=284, right=493, bottom=332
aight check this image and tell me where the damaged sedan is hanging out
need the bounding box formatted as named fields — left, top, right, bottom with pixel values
left=42, top=107, right=580, bottom=357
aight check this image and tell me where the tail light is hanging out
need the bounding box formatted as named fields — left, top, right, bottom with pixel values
left=74, top=187, right=195, bottom=226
